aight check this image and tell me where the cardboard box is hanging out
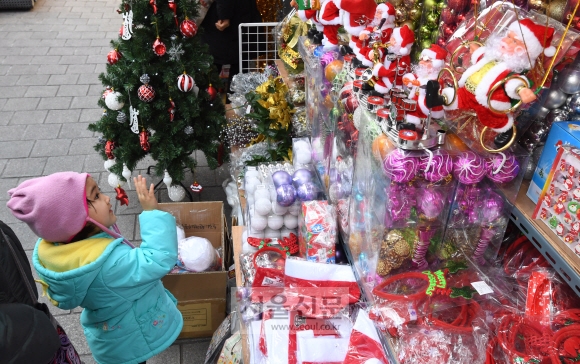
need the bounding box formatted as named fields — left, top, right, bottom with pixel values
left=159, top=202, right=228, bottom=339
left=528, top=121, right=580, bottom=203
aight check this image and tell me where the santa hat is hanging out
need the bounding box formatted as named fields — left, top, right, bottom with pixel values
left=507, top=18, right=556, bottom=59
left=376, top=2, right=395, bottom=24
left=420, top=44, right=447, bottom=68
left=392, top=25, right=414, bottom=55
left=344, top=310, right=389, bottom=364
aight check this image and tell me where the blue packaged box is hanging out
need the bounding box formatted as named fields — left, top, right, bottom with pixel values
left=528, top=121, right=580, bottom=203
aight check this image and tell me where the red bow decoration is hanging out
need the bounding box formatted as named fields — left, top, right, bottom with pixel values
left=248, top=237, right=272, bottom=248
left=280, top=233, right=299, bottom=255
left=115, top=186, right=129, bottom=206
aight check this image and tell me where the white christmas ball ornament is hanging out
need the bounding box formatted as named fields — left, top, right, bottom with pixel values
left=108, top=173, right=125, bottom=188
left=245, top=168, right=260, bottom=179
left=255, top=198, right=272, bottom=215
left=264, top=228, right=281, bottom=239
left=163, top=170, right=173, bottom=188
left=288, top=202, right=301, bottom=216
left=283, top=214, right=298, bottom=229
left=168, top=185, right=186, bottom=202
left=249, top=227, right=265, bottom=238
left=250, top=214, right=267, bottom=231
left=104, top=158, right=116, bottom=171
left=122, top=164, right=132, bottom=189
left=178, top=236, right=218, bottom=272
left=104, top=91, right=124, bottom=111
left=281, top=227, right=297, bottom=239
left=176, top=225, right=186, bottom=242
left=295, top=150, right=312, bottom=165
left=268, top=215, right=284, bottom=230
left=246, top=196, right=255, bottom=208
left=271, top=201, right=288, bottom=215
left=254, top=186, right=271, bottom=201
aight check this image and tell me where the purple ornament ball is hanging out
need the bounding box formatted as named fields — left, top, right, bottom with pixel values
left=486, top=153, right=520, bottom=184
left=453, top=151, right=487, bottom=185
left=296, top=181, right=318, bottom=201
left=320, top=51, right=338, bottom=67
left=419, top=189, right=444, bottom=220
left=272, top=170, right=293, bottom=187
left=292, top=168, right=313, bottom=187
left=383, top=149, right=419, bottom=183
left=420, top=151, right=454, bottom=183
left=481, top=191, right=504, bottom=223
left=276, top=184, right=296, bottom=207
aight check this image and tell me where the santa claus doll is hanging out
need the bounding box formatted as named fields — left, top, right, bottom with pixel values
left=371, top=24, right=415, bottom=94
left=332, top=0, right=377, bottom=57
left=402, top=44, right=448, bottom=127
left=291, top=0, right=342, bottom=50
left=356, top=2, right=396, bottom=67
left=440, top=18, right=556, bottom=144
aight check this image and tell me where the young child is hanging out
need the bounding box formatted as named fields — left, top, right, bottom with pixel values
left=7, top=172, right=183, bottom=364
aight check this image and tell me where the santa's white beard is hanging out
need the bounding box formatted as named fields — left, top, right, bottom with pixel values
left=484, top=32, right=535, bottom=73
left=388, top=43, right=403, bottom=55
left=413, top=64, right=440, bottom=80
left=369, top=17, right=394, bottom=30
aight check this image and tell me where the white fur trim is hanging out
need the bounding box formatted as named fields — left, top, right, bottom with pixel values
left=492, top=114, right=513, bottom=133
left=432, top=60, right=444, bottom=68
left=360, top=29, right=370, bottom=36
left=505, top=76, right=529, bottom=99
left=544, top=46, right=556, bottom=57
left=431, top=107, right=444, bottom=119
left=490, top=99, right=511, bottom=111
left=422, top=49, right=436, bottom=60
left=297, top=9, right=309, bottom=22
left=508, top=22, right=543, bottom=60
left=332, top=0, right=341, bottom=9
left=399, top=46, right=410, bottom=55
left=374, top=81, right=389, bottom=94
left=319, top=0, right=342, bottom=25
left=353, top=311, right=381, bottom=344
left=417, top=93, right=429, bottom=116
left=472, top=63, right=510, bottom=108
left=360, top=57, right=373, bottom=67
left=372, top=63, right=383, bottom=78
left=470, top=46, right=486, bottom=65
left=442, top=87, right=458, bottom=110
left=323, top=42, right=339, bottom=50
left=406, top=114, right=422, bottom=126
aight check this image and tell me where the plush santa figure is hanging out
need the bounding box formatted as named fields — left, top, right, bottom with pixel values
left=402, top=44, right=448, bottom=127
left=356, top=2, right=396, bottom=67
left=291, top=0, right=342, bottom=50
left=371, top=25, right=415, bottom=94
left=332, top=0, right=377, bottom=55
left=441, top=18, right=555, bottom=136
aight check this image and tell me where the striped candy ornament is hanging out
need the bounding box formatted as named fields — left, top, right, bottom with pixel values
left=177, top=73, right=194, bottom=92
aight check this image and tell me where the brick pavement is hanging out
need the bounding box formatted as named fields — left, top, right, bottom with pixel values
left=0, top=0, right=233, bottom=362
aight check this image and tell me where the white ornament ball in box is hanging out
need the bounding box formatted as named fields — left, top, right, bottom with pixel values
left=271, top=201, right=288, bottom=215
left=176, top=225, right=186, bottom=242
left=281, top=227, right=297, bottom=239
left=255, top=197, right=272, bottom=216
left=245, top=169, right=261, bottom=180
left=288, top=202, right=301, bottom=216
left=178, top=236, right=218, bottom=272
left=267, top=215, right=284, bottom=230
left=250, top=214, right=267, bottom=231
left=104, top=158, right=116, bottom=171
left=264, top=227, right=281, bottom=240
left=293, top=140, right=311, bottom=153
left=283, top=214, right=298, bottom=229
left=248, top=228, right=265, bottom=239
left=295, top=150, right=312, bottom=165
left=246, top=196, right=255, bottom=208
left=105, top=91, right=125, bottom=110
left=244, top=177, right=260, bottom=196
left=255, top=186, right=271, bottom=201
left=241, top=230, right=258, bottom=253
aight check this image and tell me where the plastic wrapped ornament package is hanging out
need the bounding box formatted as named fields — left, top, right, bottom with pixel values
left=177, top=236, right=221, bottom=272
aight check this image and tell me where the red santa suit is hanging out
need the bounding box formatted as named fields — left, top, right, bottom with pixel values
left=371, top=25, right=414, bottom=94
left=442, top=19, right=556, bottom=133
left=318, top=0, right=343, bottom=50
left=332, top=0, right=377, bottom=55
left=402, top=45, right=447, bottom=126
left=356, top=3, right=395, bottom=67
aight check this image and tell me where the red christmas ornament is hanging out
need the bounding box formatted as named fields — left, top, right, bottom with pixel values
left=140, top=129, right=150, bottom=151
left=455, top=14, right=465, bottom=23
left=153, top=37, right=166, bottom=56
left=344, top=95, right=358, bottom=114
left=440, top=8, right=454, bottom=24
left=177, top=73, right=195, bottom=92
left=168, top=0, right=178, bottom=27
left=105, top=140, right=115, bottom=159
left=107, top=49, right=121, bottom=65
left=206, top=84, right=217, bottom=101
left=180, top=18, right=198, bottom=38
left=138, top=84, right=156, bottom=102
left=190, top=181, right=203, bottom=193
left=149, top=0, right=157, bottom=14
left=115, top=186, right=129, bottom=206
left=168, top=98, right=176, bottom=121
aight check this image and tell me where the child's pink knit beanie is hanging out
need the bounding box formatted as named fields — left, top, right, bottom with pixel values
left=6, top=172, right=89, bottom=242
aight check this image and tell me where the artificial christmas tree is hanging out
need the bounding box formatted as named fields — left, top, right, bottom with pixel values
left=89, top=0, right=226, bottom=200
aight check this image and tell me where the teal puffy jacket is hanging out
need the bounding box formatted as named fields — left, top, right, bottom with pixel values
left=32, top=210, right=183, bottom=364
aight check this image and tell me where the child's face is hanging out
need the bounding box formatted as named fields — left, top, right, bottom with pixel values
left=85, top=177, right=117, bottom=228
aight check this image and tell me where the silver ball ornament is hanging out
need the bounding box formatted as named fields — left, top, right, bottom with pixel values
left=117, top=111, right=127, bottom=123
left=168, top=185, right=186, bottom=201
left=543, top=89, right=568, bottom=109
left=546, top=108, right=570, bottom=125
left=568, top=93, right=580, bottom=114
left=558, top=67, right=580, bottom=94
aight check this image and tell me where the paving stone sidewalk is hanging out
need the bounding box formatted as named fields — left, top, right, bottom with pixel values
left=0, top=0, right=233, bottom=362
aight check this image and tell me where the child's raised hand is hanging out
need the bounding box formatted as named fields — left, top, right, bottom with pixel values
left=134, top=175, right=158, bottom=211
